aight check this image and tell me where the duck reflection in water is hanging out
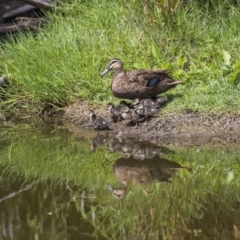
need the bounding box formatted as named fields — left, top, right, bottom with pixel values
left=108, top=137, right=173, bottom=159
left=108, top=156, right=185, bottom=199
left=91, top=133, right=111, bottom=152
left=91, top=133, right=172, bottom=158
left=90, top=134, right=185, bottom=199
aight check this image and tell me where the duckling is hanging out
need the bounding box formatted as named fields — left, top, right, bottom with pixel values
left=120, top=106, right=131, bottom=121
left=131, top=97, right=168, bottom=108
left=106, top=103, right=122, bottom=123
left=89, top=110, right=112, bottom=131
left=120, top=106, right=143, bottom=126
left=135, top=104, right=159, bottom=121
left=155, top=97, right=168, bottom=106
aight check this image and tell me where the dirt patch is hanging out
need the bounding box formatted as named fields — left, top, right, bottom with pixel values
left=62, top=101, right=240, bottom=146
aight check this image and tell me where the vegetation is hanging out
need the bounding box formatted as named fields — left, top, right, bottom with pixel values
left=1, top=0, right=240, bottom=114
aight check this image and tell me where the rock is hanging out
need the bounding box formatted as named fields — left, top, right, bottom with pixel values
left=0, top=76, right=5, bottom=86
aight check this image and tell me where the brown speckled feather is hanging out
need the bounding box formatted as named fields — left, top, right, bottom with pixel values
left=127, top=70, right=171, bottom=84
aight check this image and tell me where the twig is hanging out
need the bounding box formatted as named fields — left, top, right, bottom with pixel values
left=0, top=180, right=39, bottom=203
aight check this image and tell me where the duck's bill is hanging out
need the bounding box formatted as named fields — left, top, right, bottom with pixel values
left=100, top=67, right=111, bottom=77
left=167, top=80, right=184, bottom=86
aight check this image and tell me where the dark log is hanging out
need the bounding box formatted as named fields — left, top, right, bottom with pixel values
left=20, top=0, right=56, bottom=11
left=2, top=4, right=37, bottom=19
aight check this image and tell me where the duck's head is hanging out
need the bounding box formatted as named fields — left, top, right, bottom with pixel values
left=106, top=103, right=114, bottom=111
left=105, top=184, right=127, bottom=199
left=100, top=58, right=124, bottom=77
left=156, top=97, right=168, bottom=104
left=121, top=106, right=130, bottom=113
left=131, top=98, right=140, bottom=106
left=89, top=110, right=95, bottom=117
left=135, top=103, right=144, bottom=110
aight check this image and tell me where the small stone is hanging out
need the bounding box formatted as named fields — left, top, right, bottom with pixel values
left=0, top=76, right=5, bottom=86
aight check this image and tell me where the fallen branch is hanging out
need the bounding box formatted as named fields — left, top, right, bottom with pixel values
left=0, top=180, right=39, bottom=203
left=2, top=5, right=37, bottom=19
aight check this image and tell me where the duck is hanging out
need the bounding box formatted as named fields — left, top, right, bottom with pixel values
left=89, top=110, right=112, bottom=131
left=120, top=106, right=143, bottom=125
left=131, top=97, right=168, bottom=108
left=100, top=58, right=183, bottom=100
left=135, top=104, right=159, bottom=121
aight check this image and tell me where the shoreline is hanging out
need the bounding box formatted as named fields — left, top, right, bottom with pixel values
left=62, top=101, right=240, bottom=146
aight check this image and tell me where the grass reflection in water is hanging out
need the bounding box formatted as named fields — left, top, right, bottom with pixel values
left=0, top=124, right=240, bottom=239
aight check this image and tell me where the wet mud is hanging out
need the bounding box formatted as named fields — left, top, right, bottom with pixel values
left=63, top=101, right=240, bottom=146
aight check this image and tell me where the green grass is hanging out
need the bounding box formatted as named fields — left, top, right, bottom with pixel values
left=1, top=0, right=240, bottom=114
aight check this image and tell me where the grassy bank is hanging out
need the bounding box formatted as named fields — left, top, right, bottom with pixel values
left=1, top=0, right=240, bottom=115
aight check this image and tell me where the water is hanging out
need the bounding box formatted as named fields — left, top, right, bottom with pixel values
left=0, top=122, right=240, bottom=239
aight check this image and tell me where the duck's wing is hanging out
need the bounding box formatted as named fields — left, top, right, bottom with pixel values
left=127, top=70, right=172, bottom=87
left=113, top=107, right=122, bottom=117
left=98, top=116, right=112, bottom=127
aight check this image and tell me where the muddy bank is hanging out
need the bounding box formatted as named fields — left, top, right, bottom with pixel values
left=63, top=101, right=240, bottom=146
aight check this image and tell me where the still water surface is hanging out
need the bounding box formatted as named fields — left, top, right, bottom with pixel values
left=0, top=122, right=240, bottom=239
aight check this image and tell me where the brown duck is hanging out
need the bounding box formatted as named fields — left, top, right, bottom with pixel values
left=101, top=58, right=183, bottom=100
